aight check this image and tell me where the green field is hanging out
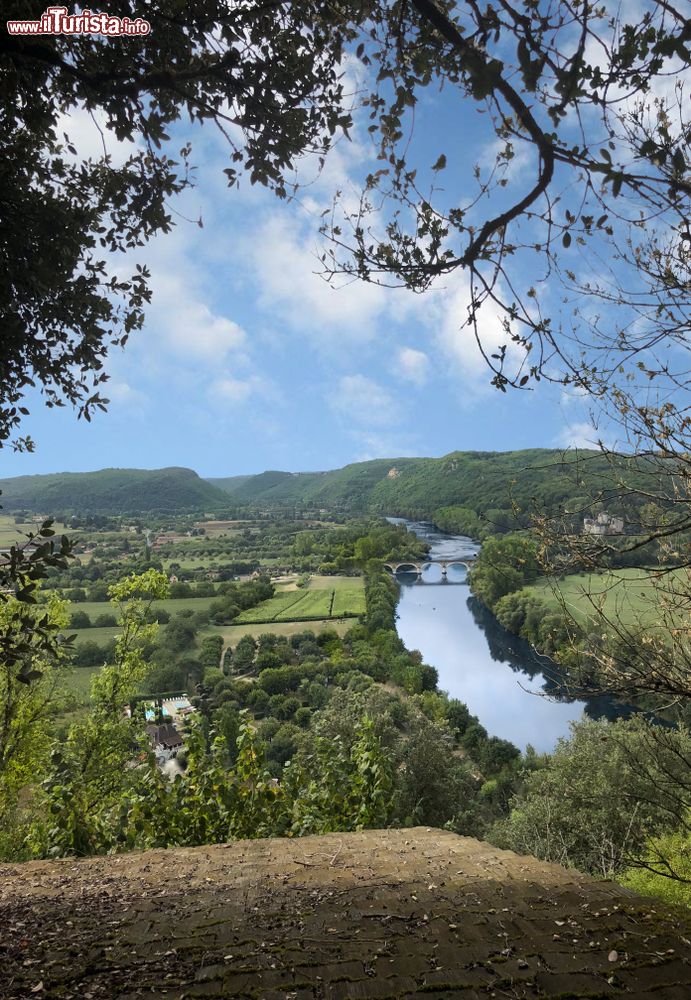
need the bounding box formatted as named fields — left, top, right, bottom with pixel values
left=50, top=566, right=366, bottom=712
left=332, top=588, right=366, bottom=617
left=528, top=568, right=687, bottom=627
left=67, top=595, right=218, bottom=620
left=69, top=626, right=120, bottom=644
left=0, top=514, right=69, bottom=547
left=234, top=592, right=307, bottom=623
left=273, top=590, right=332, bottom=620
left=206, top=619, right=354, bottom=643
left=163, top=557, right=223, bottom=570
left=235, top=576, right=364, bottom=624
left=64, top=576, right=365, bottom=663
left=64, top=666, right=101, bottom=698
left=307, top=575, right=362, bottom=590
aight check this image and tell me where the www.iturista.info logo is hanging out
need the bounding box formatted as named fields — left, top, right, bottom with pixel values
left=7, top=6, right=151, bottom=36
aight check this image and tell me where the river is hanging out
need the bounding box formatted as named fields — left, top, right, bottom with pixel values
left=389, top=518, right=629, bottom=753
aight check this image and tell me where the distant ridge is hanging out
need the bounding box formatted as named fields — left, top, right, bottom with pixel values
left=206, top=448, right=627, bottom=518
left=0, top=467, right=228, bottom=515
left=206, top=474, right=253, bottom=494
left=1, top=449, right=653, bottom=519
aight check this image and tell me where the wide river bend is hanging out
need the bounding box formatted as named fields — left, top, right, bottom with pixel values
left=389, top=518, right=627, bottom=753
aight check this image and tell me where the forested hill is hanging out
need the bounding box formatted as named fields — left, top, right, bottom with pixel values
left=209, top=449, right=652, bottom=520
left=0, top=450, right=657, bottom=519
left=208, top=459, right=421, bottom=509
left=0, top=467, right=228, bottom=515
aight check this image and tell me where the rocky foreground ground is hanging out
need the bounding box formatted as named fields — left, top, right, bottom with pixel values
left=1, top=828, right=689, bottom=999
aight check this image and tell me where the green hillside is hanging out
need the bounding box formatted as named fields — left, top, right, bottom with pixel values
left=0, top=467, right=229, bottom=515
left=228, top=470, right=317, bottom=500
left=206, top=474, right=252, bottom=494
left=0, top=450, right=664, bottom=521
left=210, top=449, right=659, bottom=521
left=222, top=459, right=419, bottom=509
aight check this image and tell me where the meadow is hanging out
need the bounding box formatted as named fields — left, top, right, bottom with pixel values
left=68, top=626, right=119, bottom=644
left=206, top=619, right=354, bottom=643
left=62, top=666, right=101, bottom=704
left=303, top=575, right=362, bottom=590
left=528, top=568, right=687, bottom=627
left=191, top=519, right=247, bottom=537
left=63, top=575, right=365, bottom=663
left=69, top=595, right=219, bottom=619
left=235, top=576, right=364, bottom=624
left=0, top=514, right=68, bottom=547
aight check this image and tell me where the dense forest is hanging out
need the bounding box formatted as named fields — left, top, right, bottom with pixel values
left=0, top=450, right=673, bottom=527
left=0, top=467, right=228, bottom=515
left=210, top=450, right=668, bottom=521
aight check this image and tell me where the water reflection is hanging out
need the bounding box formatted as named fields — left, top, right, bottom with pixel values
left=465, top=595, right=635, bottom=725
left=391, top=518, right=630, bottom=752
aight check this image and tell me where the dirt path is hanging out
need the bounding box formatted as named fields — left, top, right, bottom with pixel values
left=1, top=828, right=689, bottom=998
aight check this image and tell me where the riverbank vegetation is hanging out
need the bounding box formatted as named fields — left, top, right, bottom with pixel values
left=2, top=550, right=527, bottom=860
left=492, top=718, right=691, bottom=905
left=2, top=473, right=688, bottom=906
left=4, top=535, right=686, bottom=911
left=466, top=525, right=690, bottom=905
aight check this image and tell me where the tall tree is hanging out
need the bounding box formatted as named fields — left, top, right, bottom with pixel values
left=3, top=2, right=688, bottom=448
left=1, top=0, right=354, bottom=449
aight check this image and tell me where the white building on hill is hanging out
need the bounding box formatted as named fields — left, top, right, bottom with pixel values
left=583, top=512, right=624, bottom=535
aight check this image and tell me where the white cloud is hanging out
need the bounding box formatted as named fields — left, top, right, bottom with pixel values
left=107, top=217, right=264, bottom=408
left=353, top=431, right=420, bottom=461
left=431, top=273, right=529, bottom=393
left=106, top=381, right=147, bottom=408
left=250, top=215, right=387, bottom=343
left=556, top=420, right=604, bottom=450
left=119, top=221, right=250, bottom=371
left=210, top=374, right=268, bottom=405
left=149, top=275, right=247, bottom=361
left=480, top=133, right=534, bottom=186
left=396, top=347, right=430, bottom=385
left=331, top=374, right=398, bottom=427
left=560, top=385, right=590, bottom=408
left=56, top=107, right=138, bottom=167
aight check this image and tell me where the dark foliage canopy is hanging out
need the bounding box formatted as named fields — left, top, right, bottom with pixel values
left=1, top=0, right=353, bottom=448
left=2, top=1, right=688, bottom=449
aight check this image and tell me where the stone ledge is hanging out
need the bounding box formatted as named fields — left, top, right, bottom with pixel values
left=1, top=828, right=689, bottom=998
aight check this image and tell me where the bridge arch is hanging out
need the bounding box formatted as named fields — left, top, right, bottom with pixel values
left=381, top=556, right=476, bottom=581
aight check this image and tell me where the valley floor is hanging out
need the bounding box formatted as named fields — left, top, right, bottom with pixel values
left=1, top=828, right=689, bottom=998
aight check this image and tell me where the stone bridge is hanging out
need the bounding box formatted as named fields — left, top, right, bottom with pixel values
left=383, top=557, right=475, bottom=580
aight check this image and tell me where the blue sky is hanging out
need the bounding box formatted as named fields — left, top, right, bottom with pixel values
left=4, top=57, right=605, bottom=480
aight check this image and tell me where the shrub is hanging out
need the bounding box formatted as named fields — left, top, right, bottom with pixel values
left=93, top=613, right=117, bottom=628
left=69, top=610, right=91, bottom=629
left=295, top=707, right=312, bottom=729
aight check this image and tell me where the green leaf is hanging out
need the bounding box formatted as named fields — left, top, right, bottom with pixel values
left=18, top=669, right=43, bottom=685
left=672, top=148, right=686, bottom=175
